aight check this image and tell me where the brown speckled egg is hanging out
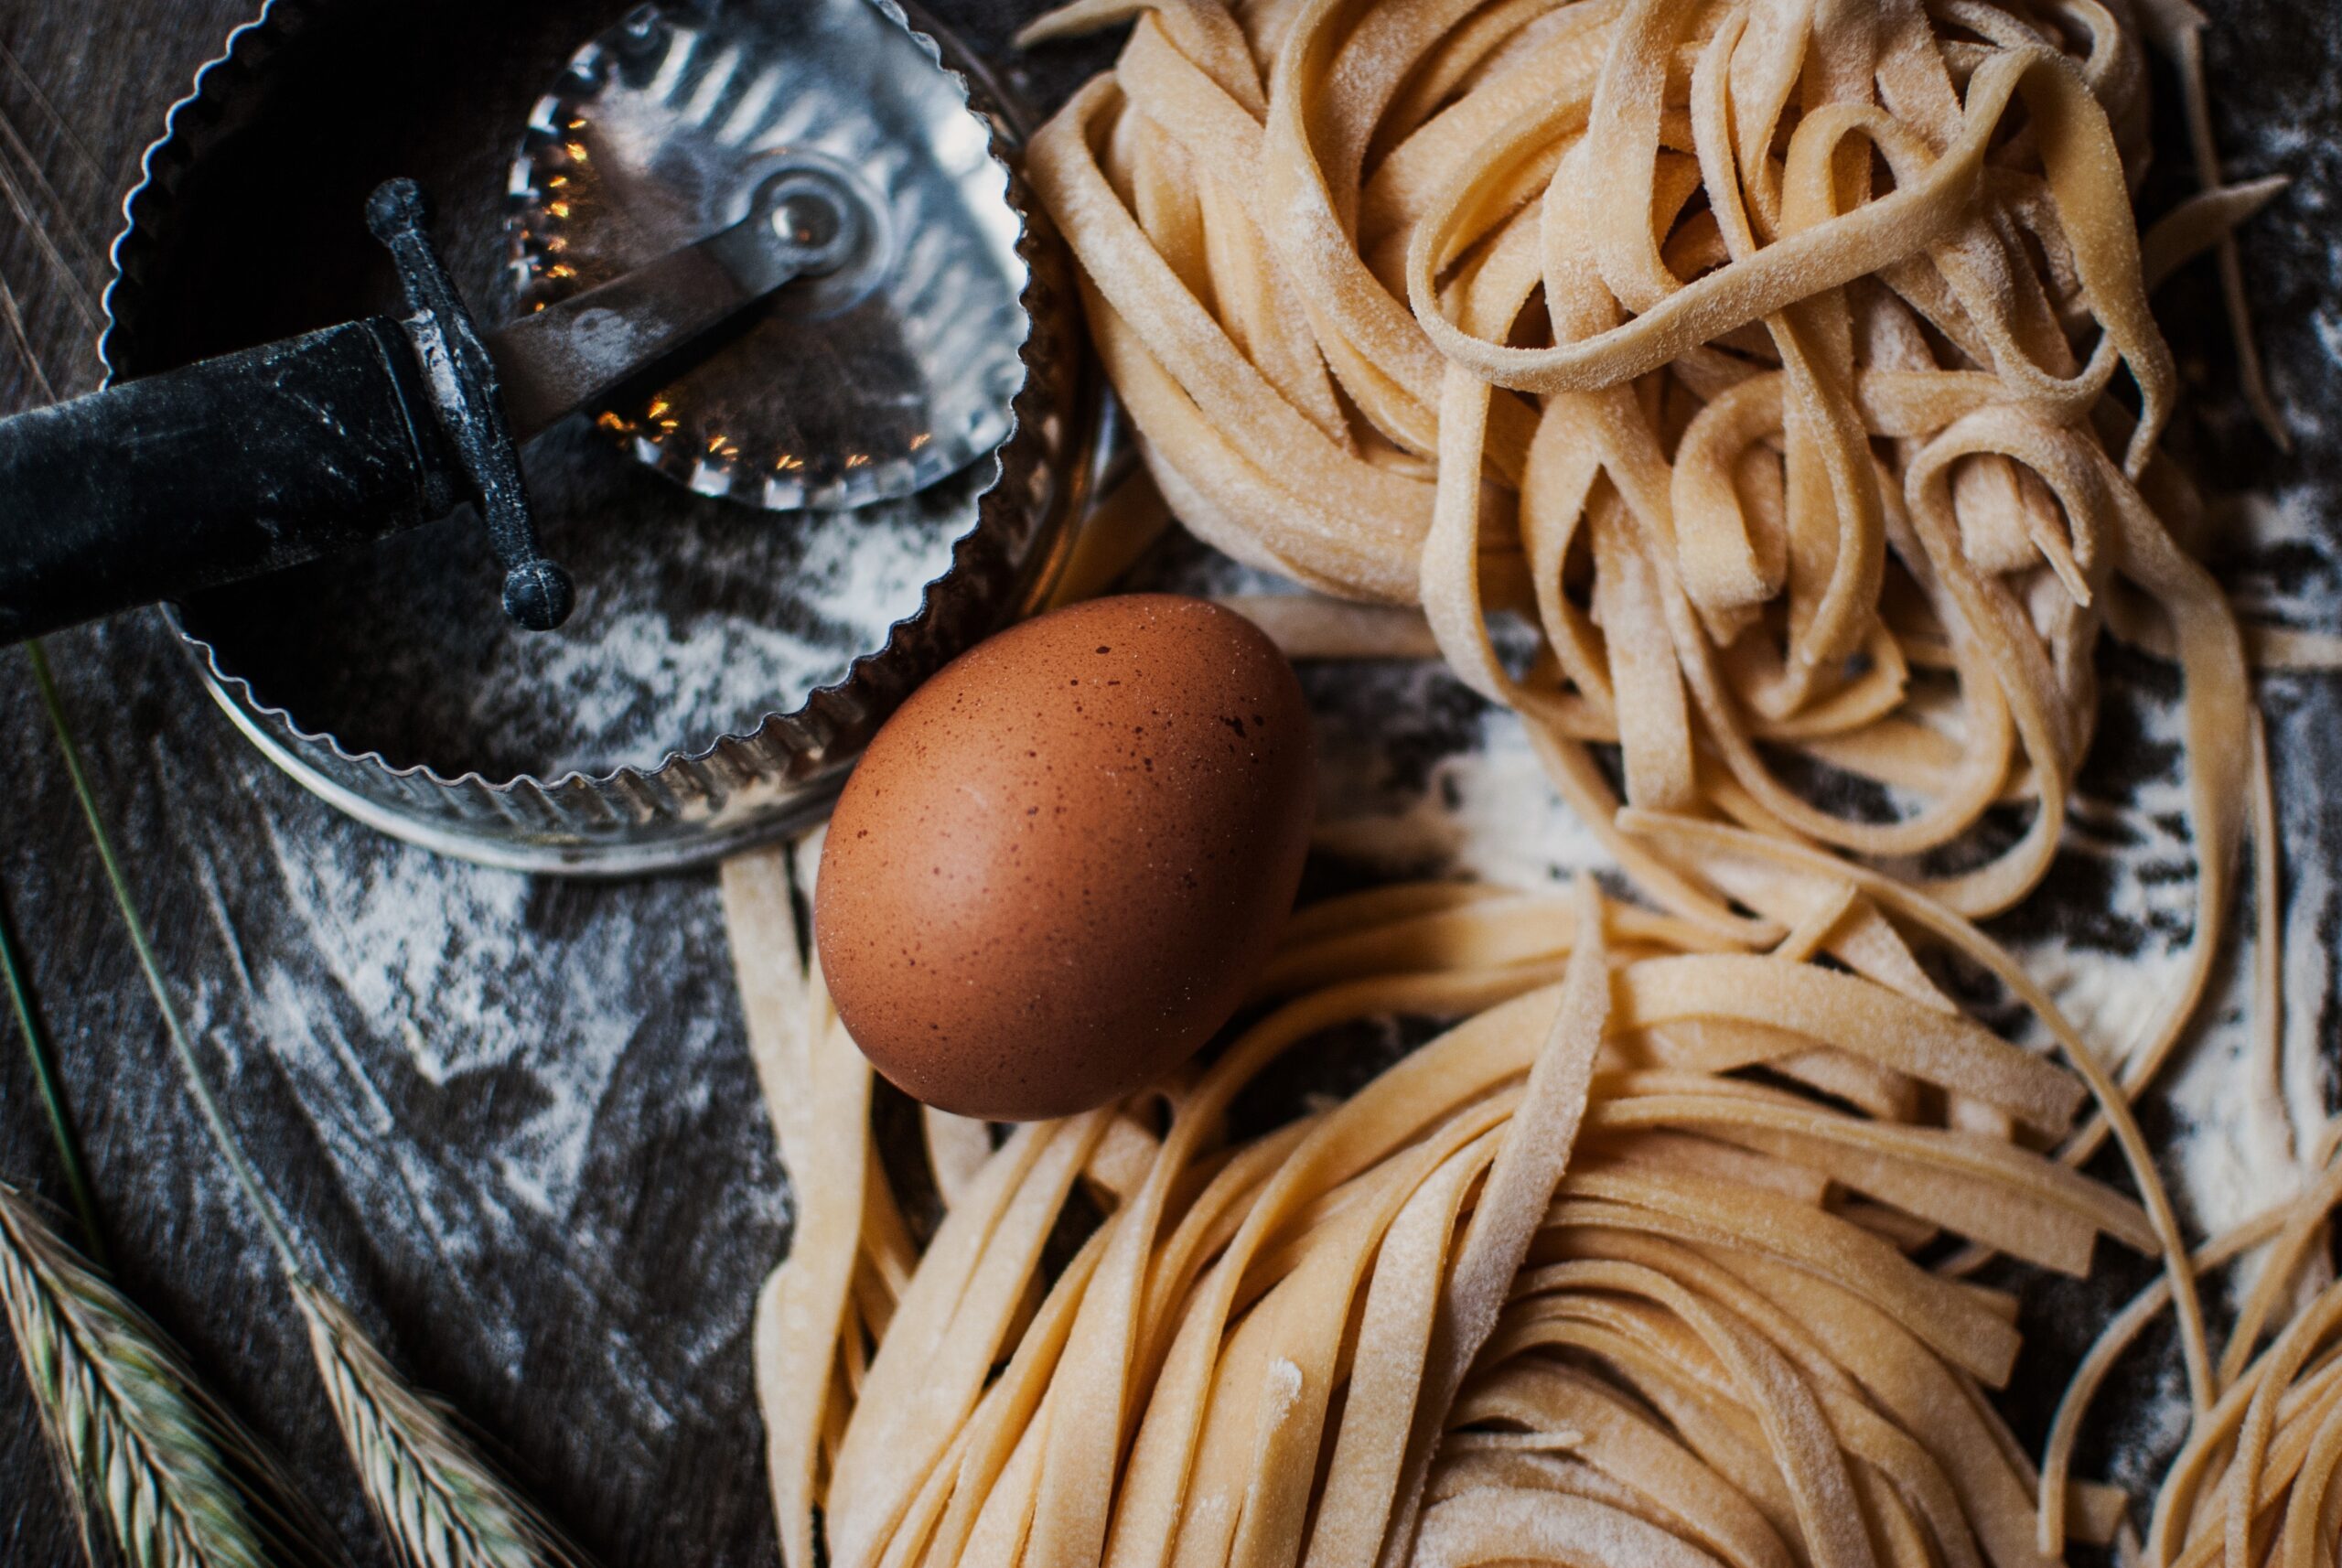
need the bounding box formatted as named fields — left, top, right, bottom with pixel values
left=812, top=594, right=1316, bottom=1120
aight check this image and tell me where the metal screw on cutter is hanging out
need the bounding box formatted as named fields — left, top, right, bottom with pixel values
left=775, top=190, right=843, bottom=251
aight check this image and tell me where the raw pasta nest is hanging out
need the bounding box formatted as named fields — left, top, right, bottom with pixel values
left=727, top=833, right=2214, bottom=1568
left=1020, top=0, right=2247, bottom=980
left=723, top=1, right=2290, bottom=1565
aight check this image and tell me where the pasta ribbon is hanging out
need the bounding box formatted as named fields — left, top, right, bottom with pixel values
left=748, top=875, right=2182, bottom=1568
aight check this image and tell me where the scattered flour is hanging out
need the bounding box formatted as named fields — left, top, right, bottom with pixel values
left=1313, top=700, right=1610, bottom=886
left=1272, top=566, right=2337, bottom=1250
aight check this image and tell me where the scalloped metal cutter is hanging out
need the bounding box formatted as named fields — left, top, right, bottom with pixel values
left=0, top=116, right=889, bottom=639
left=0, top=0, right=1097, bottom=875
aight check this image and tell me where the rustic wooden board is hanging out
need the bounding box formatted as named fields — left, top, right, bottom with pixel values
left=0, top=2, right=2334, bottom=1565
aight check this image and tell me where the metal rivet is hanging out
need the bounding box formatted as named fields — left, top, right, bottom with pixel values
left=772, top=190, right=842, bottom=250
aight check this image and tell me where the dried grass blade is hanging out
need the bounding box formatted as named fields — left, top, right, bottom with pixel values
left=2, top=883, right=102, bottom=1262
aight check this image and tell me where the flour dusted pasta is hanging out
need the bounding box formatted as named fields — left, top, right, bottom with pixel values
left=717, top=1, right=2308, bottom=1563
left=730, top=837, right=2198, bottom=1568
left=1021, top=0, right=2254, bottom=1101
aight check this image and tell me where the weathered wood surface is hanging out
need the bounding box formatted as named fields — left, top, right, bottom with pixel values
left=0, top=2, right=2334, bottom=1565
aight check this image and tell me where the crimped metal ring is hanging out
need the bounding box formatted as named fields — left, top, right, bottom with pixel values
left=105, top=0, right=1099, bottom=875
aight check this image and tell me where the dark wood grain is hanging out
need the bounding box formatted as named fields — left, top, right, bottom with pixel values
left=0, top=3, right=1122, bottom=1562
left=0, top=3, right=2334, bottom=1567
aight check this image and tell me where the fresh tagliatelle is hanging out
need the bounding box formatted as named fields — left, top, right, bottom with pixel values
left=711, top=1, right=2317, bottom=1565
left=1018, top=0, right=2259, bottom=1111
left=725, top=829, right=2213, bottom=1568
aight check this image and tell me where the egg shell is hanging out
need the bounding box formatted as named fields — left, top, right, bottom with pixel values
left=812, top=594, right=1316, bottom=1120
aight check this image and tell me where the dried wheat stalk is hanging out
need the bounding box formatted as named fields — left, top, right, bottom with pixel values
left=32, top=641, right=586, bottom=1568
left=0, top=1181, right=316, bottom=1568
left=294, top=1278, right=575, bottom=1568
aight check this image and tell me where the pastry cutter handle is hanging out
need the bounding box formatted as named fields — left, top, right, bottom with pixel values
left=0, top=174, right=860, bottom=647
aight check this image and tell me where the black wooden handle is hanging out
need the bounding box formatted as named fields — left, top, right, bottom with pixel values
left=0, top=317, right=457, bottom=645
left=0, top=177, right=575, bottom=646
